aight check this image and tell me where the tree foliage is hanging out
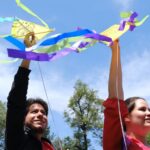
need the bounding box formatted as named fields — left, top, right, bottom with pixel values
left=146, top=134, right=150, bottom=145
left=43, top=126, right=55, bottom=141
left=0, top=100, right=6, bottom=148
left=64, top=80, right=104, bottom=150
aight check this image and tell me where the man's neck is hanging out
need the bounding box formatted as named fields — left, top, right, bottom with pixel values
left=36, top=133, right=43, bottom=141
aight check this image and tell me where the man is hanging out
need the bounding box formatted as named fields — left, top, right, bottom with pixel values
left=5, top=32, right=55, bottom=150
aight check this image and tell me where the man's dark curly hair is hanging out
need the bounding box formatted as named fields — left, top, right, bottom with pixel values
left=25, top=98, right=48, bottom=116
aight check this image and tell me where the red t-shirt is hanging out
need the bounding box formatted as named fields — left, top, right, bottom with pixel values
left=42, top=141, right=55, bottom=150
left=103, top=98, right=150, bottom=150
left=126, top=135, right=150, bottom=150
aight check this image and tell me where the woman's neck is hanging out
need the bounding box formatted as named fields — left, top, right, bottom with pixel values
left=126, top=131, right=147, bottom=145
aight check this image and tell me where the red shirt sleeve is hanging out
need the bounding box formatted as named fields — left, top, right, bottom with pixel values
left=103, top=98, right=128, bottom=150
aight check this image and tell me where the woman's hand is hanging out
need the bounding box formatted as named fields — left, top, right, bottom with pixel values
left=110, top=39, right=120, bottom=51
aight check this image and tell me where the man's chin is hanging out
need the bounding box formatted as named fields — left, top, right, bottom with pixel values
left=31, top=125, right=45, bottom=134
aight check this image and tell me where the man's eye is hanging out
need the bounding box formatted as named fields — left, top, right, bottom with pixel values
left=31, top=110, right=37, bottom=113
left=41, top=111, right=46, bottom=115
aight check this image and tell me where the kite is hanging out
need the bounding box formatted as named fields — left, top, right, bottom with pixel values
left=0, top=0, right=149, bottom=62
left=0, top=0, right=54, bottom=63
left=0, top=0, right=54, bottom=39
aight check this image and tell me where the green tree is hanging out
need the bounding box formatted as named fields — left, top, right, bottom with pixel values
left=0, top=100, right=6, bottom=148
left=53, top=136, right=78, bottom=150
left=62, top=136, right=76, bottom=150
left=43, top=126, right=55, bottom=141
left=146, top=134, right=150, bottom=145
left=64, top=80, right=103, bottom=150
left=44, top=126, right=63, bottom=150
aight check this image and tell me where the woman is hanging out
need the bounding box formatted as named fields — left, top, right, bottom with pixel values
left=103, top=40, right=150, bottom=150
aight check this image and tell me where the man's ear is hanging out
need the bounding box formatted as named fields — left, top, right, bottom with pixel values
left=124, top=115, right=131, bottom=124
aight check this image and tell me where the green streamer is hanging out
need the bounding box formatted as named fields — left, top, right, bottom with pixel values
left=120, top=12, right=131, bottom=18
left=0, top=58, right=18, bottom=63
left=16, top=0, right=49, bottom=28
left=34, top=37, right=94, bottom=54
left=135, top=15, right=149, bottom=26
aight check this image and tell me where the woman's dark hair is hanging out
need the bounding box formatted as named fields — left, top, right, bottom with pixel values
left=124, top=96, right=145, bottom=131
left=125, top=96, right=145, bottom=113
left=25, top=98, right=48, bottom=116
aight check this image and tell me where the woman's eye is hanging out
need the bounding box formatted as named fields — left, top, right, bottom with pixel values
left=139, top=108, right=146, bottom=111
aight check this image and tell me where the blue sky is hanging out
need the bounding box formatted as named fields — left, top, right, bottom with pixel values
left=0, top=0, right=150, bottom=149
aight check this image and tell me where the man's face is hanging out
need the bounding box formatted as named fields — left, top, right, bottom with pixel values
left=24, top=103, right=48, bottom=133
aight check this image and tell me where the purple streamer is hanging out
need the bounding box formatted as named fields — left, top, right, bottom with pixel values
left=7, top=33, right=112, bottom=61
left=129, top=12, right=138, bottom=22
left=119, top=12, right=138, bottom=31
left=85, top=33, right=112, bottom=43
left=119, top=20, right=126, bottom=31
left=7, top=47, right=76, bottom=61
left=78, top=42, right=89, bottom=48
left=48, top=48, right=75, bottom=61
left=7, top=49, right=50, bottom=61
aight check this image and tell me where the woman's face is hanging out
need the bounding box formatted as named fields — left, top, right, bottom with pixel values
left=129, top=99, right=150, bottom=134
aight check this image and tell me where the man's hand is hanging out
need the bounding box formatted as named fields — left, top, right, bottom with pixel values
left=21, top=32, right=37, bottom=68
left=24, top=32, right=36, bottom=48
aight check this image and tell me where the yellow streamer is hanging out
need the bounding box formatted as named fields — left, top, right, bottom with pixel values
left=101, top=24, right=130, bottom=45
left=16, top=0, right=49, bottom=28
left=0, top=58, right=19, bottom=63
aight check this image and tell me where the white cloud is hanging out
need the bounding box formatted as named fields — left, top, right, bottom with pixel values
left=75, top=48, right=150, bottom=104
left=1, top=48, right=150, bottom=112
left=0, top=43, right=18, bottom=101
left=0, top=64, right=16, bottom=101
left=123, top=49, right=150, bottom=100
left=27, top=69, right=75, bottom=112
left=27, top=48, right=150, bottom=113
left=113, top=0, right=135, bottom=10
left=0, top=22, right=12, bottom=35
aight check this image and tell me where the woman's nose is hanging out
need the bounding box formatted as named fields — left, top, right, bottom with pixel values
left=146, top=109, right=150, bottom=116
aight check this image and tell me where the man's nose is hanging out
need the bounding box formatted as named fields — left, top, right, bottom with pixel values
left=37, top=111, right=44, bottom=117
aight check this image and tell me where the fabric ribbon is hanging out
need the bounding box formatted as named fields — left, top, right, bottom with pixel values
left=7, top=32, right=112, bottom=61
left=119, top=12, right=138, bottom=31
left=7, top=40, right=84, bottom=61
left=16, top=0, right=49, bottom=28
left=4, top=36, right=25, bottom=50
left=119, top=12, right=149, bottom=31
left=8, top=48, right=49, bottom=61
left=39, top=29, right=94, bottom=46
left=4, top=28, right=94, bottom=51
left=0, top=58, right=18, bottom=63
left=0, top=17, right=16, bottom=23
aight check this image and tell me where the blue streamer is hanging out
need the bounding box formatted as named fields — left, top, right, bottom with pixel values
left=0, top=17, right=16, bottom=23
left=40, top=29, right=94, bottom=46
left=4, top=36, right=25, bottom=50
